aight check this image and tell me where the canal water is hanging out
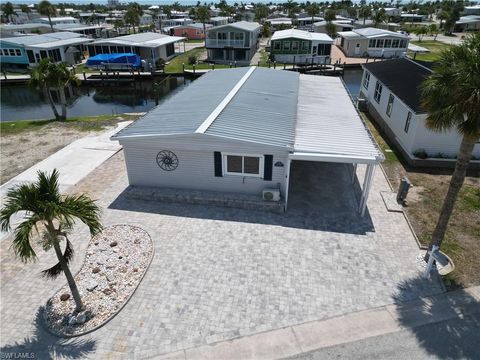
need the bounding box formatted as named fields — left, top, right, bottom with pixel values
left=0, top=76, right=190, bottom=122
left=0, top=68, right=363, bottom=122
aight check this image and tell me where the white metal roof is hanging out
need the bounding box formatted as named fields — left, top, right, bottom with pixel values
left=113, top=68, right=382, bottom=164
left=209, top=21, right=261, bottom=32
left=93, top=32, right=184, bottom=48
left=293, top=75, right=383, bottom=164
left=271, top=29, right=333, bottom=42
left=339, top=27, right=408, bottom=39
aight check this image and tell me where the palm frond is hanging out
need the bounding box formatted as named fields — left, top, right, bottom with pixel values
left=59, top=194, right=103, bottom=237
left=36, top=169, right=61, bottom=203
left=11, top=216, right=40, bottom=262
left=0, top=183, right=41, bottom=232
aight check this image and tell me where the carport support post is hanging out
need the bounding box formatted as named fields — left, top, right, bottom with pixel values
left=352, top=163, right=357, bottom=184
left=284, top=159, right=292, bottom=212
left=359, top=164, right=376, bottom=217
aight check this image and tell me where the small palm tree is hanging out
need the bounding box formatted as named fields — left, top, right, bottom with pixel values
left=372, top=8, right=386, bottom=28
left=305, top=3, right=319, bottom=31
left=1, top=2, right=16, bottom=24
left=358, top=6, right=372, bottom=25
left=0, top=169, right=102, bottom=312
left=38, top=0, right=56, bottom=31
left=421, top=32, right=480, bottom=258
left=195, top=6, right=210, bottom=44
left=30, top=58, right=77, bottom=121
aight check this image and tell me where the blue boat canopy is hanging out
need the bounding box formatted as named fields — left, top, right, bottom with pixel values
left=86, top=53, right=141, bottom=69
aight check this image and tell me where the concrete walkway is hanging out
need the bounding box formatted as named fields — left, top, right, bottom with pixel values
left=154, top=286, right=480, bottom=360
left=0, top=121, right=131, bottom=240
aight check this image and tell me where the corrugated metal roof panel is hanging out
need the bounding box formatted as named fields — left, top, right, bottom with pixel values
left=294, top=75, right=382, bottom=161
left=111, top=67, right=251, bottom=139
left=205, top=68, right=298, bottom=148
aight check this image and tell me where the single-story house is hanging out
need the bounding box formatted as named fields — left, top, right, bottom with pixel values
left=88, top=33, right=184, bottom=69
left=360, top=58, right=480, bottom=165
left=172, top=23, right=212, bottom=39
left=265, top=17, right=292, bottom=31
left=313, top=20, right=354, bottom=35
left=161, top=18, right=193, bottom=28
left=53, top=23, right=107, bottom=38
left=383, top=7, right=402, bottom=17
left=270, top=29, right=333, bottom=64
left=0, top=23, right=52, bottom=37
left=337, top=27, right=409, bottom=58
left=454, top=15, right=480, bottom=32
left=111, top=67, right=383, bottom=214
left=399, top=13, right=427, bottom=23
left=208, top=16, right=230, bottom=27
left=206, top=21, right=262, bottom=64
left=295, top=16, right=324, bottom=30
left=0, top=32, right=92, bottom=68
left=33, top=16, right=79, bottom=25
left=463, top=5, right=480, bottom=15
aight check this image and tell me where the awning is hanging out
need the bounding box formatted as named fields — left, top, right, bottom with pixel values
left=292, top=75, right=384, bottom=164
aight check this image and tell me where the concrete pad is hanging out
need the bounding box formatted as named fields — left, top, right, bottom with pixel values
left=465, top=286, right=480, bottom=301
left=292, top=308, right=400, bottom=352
left=380, top=191, right=403, bottom=212
left=185, top=328, right=301, bottom=360
left=152, top=350, right=186, bottom=360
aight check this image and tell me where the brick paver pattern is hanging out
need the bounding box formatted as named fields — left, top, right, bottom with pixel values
left=0, top=151, right=443, bottom=359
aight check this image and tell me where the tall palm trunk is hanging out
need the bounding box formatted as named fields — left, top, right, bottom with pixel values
left=44, top=85, right=60, bottom=120
left=425, top=136, right=476, bottom=260
left=52, top=240, right=84, bottom=311
left=48, top=14, right=53, bottom=32
left=58, top=86, right=67, bottom=121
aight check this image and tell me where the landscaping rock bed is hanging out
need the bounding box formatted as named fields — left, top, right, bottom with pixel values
left=44, top=225, right=153, bottom=336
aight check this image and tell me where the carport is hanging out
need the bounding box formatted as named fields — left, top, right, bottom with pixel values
left=285, top=75, right=384, bottom=216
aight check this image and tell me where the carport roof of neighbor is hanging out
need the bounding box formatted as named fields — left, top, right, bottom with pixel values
left=111, top=67, right=384, bottom=164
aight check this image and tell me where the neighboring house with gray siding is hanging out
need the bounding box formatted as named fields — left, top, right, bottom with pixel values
left=360, top=58, right=480, bottom=165
left=112, top=67, right=383, bottom=213
left=206, top=21, right=261, bottom=64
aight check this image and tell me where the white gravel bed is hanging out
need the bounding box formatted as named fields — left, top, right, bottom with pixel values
left=44, top=225, right=153, bottom=336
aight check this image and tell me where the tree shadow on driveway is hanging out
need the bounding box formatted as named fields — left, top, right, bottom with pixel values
left=393, top=277, right=480, bottom=359
left=0, top=307, right=96, bottom=360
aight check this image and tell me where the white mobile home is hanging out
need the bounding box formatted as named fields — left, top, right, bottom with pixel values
left=337, top=28, right=409, bottom=58
left=360, top=59, right=480, bottom=165
left=111, top=67, right=383, bottom=214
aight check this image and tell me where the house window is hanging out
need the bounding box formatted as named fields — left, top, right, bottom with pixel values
left=274, top=41, right=281, bottom=50
left=368, top=39, right=376, bottom=48
left=2, top=49, right=9, bottom=56
left=9, top=49, right=15, bottom=56
left=399, top=39, right=407, bottom=48
left=384, top=39, right=392, bottom=48
left=292, top=41, right=299, bottom=50
left=392, top=39, right=399, bottom=48
left=224, top=154, right=263, bottom=177
left=301, top=41, right=309, bottom=51
left=377, top=39, right=384, bottom=48
left=15, top=49, right=21, bottom=56
left=374, top=81, right=383, bottom=103
left=386, top=94, right=394, bottom=117
left=363, top=71, right=370, bottom=90
left=283, top=41, right=291, bottom=50
left=404, top=112, right=412, bottom=133
left=234, top=32, right=244, bottom=41
left=218, top=32, right=227, bottom=40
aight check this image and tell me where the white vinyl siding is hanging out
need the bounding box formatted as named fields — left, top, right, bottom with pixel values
left=120, top=135, right=289, bottom=196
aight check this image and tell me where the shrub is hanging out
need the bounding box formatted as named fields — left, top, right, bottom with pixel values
left=413, top=149, right=428, bottom=159
left=187, top=55, right=197, bottom=65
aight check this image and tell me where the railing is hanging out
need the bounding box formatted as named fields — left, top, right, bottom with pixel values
left=205, top=39, right=246, bottom=47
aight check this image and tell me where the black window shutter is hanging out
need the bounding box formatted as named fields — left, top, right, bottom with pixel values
left=264, top=155, right=273, bottom=181
left=214, top=152, right=223, bottom=177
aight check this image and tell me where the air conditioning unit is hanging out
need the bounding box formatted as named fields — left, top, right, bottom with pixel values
left=262, top=188, right=281, bottom=202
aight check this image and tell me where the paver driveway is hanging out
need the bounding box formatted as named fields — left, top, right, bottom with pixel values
left=0, top=152, right=443, bottom=359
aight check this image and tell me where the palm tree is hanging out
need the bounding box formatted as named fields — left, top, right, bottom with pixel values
left=0, top=169, right=102, bottom=312
left=124, top=2, right=143, bottom=33
left=358, top=6, right=372, bottom=25
left=1, top=2, right=16, bottom=24
left=305, top=3, right=320, bottom=31
left=38, top=0, right=56, bottom=31
left=30, top=59, right=77, bottom=121
left=421, top=33, right=480, bottom=259
left=195, top=6, right=210, bottom=44
left=372, top=8, right=386, bottom=28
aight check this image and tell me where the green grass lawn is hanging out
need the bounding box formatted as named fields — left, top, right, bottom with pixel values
left=165, top=48, right=231, bottom=73
left=408, top=40, right=452, bottom=62
left=0, top=114, right=140, bottom=135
